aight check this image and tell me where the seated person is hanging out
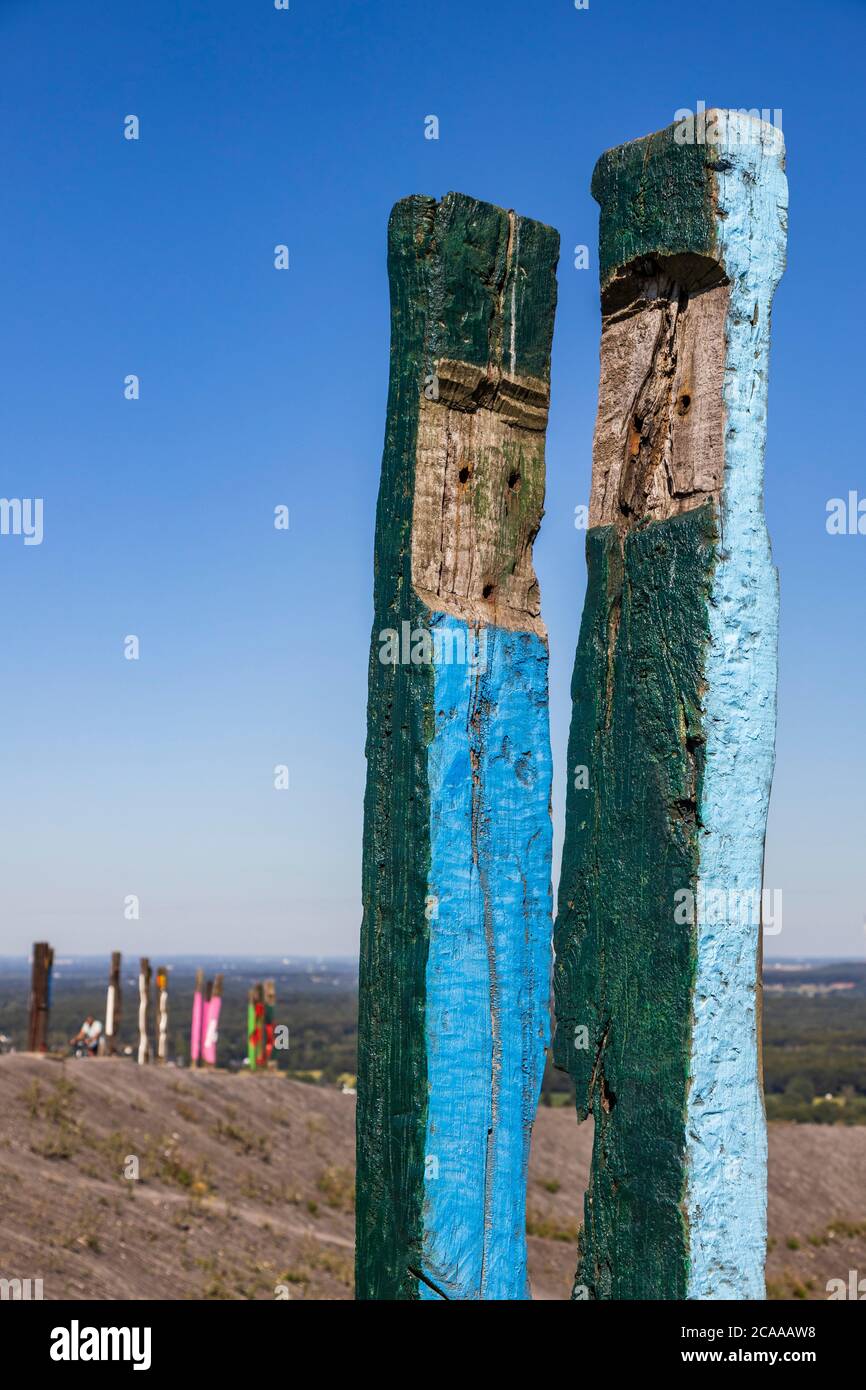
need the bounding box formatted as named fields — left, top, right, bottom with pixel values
left=70, top=1016, right=103, bottom=1056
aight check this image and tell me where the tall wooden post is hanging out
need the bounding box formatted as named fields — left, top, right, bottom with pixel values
left=155, top=966, right=169, bottom=1064
left=202, top=972, right=222, bottom=1067
left=247, top=983, right=265, bottom=1070
left=190, top=967, right=204, bottom=1068
left=357, top=193, right=559, bottom=1300
left=137, top=957, right=151, bottom=1066
left=263, top=978, right=276, bottom=1066
left=553, top=112, right=787, bottom=1299
left=104, top=951, right=121, bottom=1055
left=27, top=942, right=54, bottom=1053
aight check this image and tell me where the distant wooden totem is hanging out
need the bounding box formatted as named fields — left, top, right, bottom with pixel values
left=27, top=942, right=54, bottom=1053
left=104, top=951, right=122, bottom=1055
left=137, top=957, right=152, bottom=1065
left=202, top=973, right=223, bottom=1067
left=553, top=112, right=787, bottom=1299
left=156, top=966, right=169, bottom=1064
left=263, top=979, right=276, bottom=1066
left=191, top=967, right=205, bottom=1068
left=247, top=983, right=265, bottom=1069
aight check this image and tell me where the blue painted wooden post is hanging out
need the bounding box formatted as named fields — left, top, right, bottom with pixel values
left=357, top=193, right=559, bottom=1299
left=683, top=111, right=787, bottom=1300
left=554, top=112, right=787, bottom=1299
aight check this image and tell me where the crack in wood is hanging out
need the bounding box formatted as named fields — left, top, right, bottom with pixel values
left=590, top=256, right=730, bottom=533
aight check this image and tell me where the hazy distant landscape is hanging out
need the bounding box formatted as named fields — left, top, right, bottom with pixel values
left=2, top=955, right=865, bottom=1120
left=0, top=956, right=358, bottom=1089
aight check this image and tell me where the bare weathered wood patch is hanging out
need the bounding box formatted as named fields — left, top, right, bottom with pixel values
left=412, top=358, right=548, bottom=635
left=590, top=260, right=728, bottom=530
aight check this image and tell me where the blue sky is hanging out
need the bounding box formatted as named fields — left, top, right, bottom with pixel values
left=0, top=0, right=863, bottom=958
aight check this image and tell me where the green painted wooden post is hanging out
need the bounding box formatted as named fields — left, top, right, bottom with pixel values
left=553, top=111, right=787, bottom=1300
left=357, top=192, right=559, bottom=1300
left=248, top=982, right=265, bottom=1070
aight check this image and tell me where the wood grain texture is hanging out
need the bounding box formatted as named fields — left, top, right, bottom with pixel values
left=554, top=506, right=716, bottom=1298
left=590, top=274, right=728, bottom=528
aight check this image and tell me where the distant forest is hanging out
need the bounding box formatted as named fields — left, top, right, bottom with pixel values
left=760, top=960, right=866, bottom=1123
left=2, top=956, right=865, bottom=1123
